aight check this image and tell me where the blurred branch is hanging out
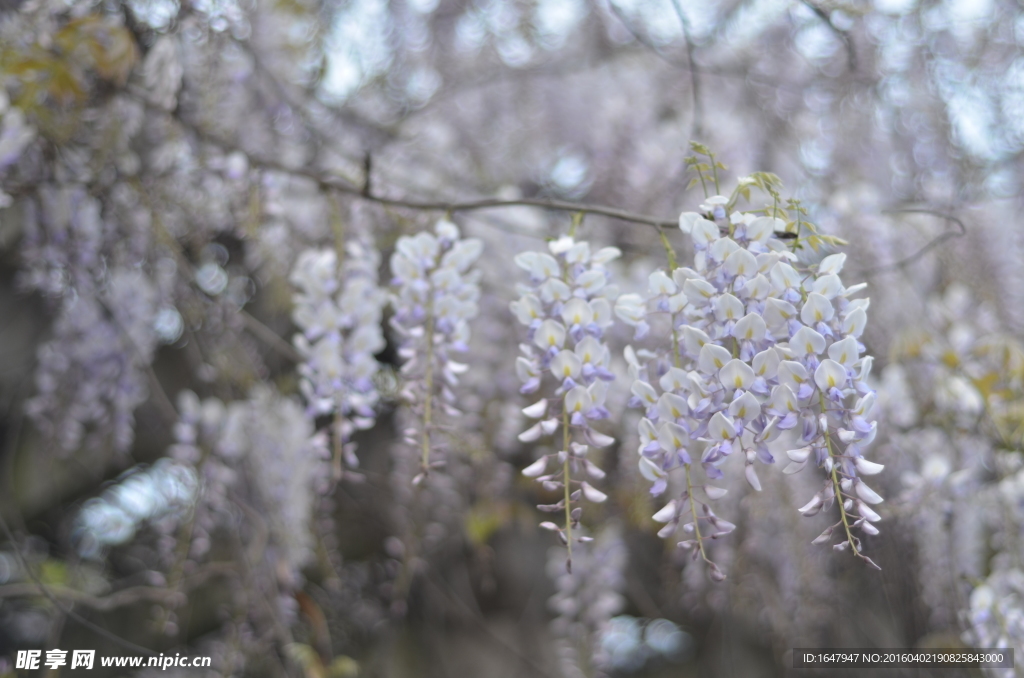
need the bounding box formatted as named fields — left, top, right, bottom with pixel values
left=232, top=35, right=397, bottom=149
left=240, top=311, right=303, bottom=364
left=423, top=570, right=558, bottom=678
left=0, top=511, right=158, bottom=655
left=668, top=0, right=703, bottom=139
left=604, top=1, right=681, bottom=67
left=864, top=207, right=967, bottom=274
left=602, top=1, right=811, bottom=96
left=163, top=99, right=684, bottom=229
left=94, top=296, right=179, bottom=426
left=397, top=42, right=657, bottom=125
left=226, top=497, right=299, bottom=678
left=0, top=562, right=236, bottom=611
left=798, top=0, right=857, bottom=72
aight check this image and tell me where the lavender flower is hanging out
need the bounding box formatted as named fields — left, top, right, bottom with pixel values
left=618, top=178, right=881, bottom=576
left=169, top=387, right=328, bottom=582
left=390, top=219, right=483, bottom=481
left=291, top=239, right=386, bottom=477
left=25, top=269, right=160, bottom=454
left=513, top=234, right=620, bottom=570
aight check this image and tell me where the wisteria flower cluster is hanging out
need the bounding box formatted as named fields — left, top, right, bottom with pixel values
left=291, top=239, right=386, bottom=478
left=390, top=219, right=483, bottom=482
left=615, top=185, right=881, bottom=576
left=168, top=387, right=328, bottom=582
left=513, top=233, right=620, bottom=569
left=6, top=0, right=1024, bottom=663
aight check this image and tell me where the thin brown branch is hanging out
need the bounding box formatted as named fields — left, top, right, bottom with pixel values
left=0, top=563, right=235, bottom=611
left=98, top=296, right=180, bottom=426
left=863, top=207, right=967, bottom=274
left=423, top=570, right=558, bottom=678
left=231, top=34, right=396, bottom=148
left=158, top=96, right=681, bottom=229
left=240, top=311, right=303, bottom=364
left=798, top=0, right=857, bottom=73
left=240, top=149, right=680, bottom=228
left=605, top=1, right=681, bottom=67
left=668, top=0, right=703, bottom=139
left=0, top=511, right=158, bottom=655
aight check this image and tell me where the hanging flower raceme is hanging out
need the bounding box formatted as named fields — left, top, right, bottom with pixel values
left=617, top=181, right=882, bottom=577
left=390, top=219, right=483, bottom=483
left=291, top=239, right=387, bottom=479
left=513, top=234, right=620, bottom=571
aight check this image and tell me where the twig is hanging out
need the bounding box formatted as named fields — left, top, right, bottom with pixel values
left=863, top=207, right=967, bottom=274
left=161, top=101, right=681, bottom=229
left=240, top=311, right=303, bottom=364
left=668, top=0, right=703, bottom=139
left=253, top=157, right=681, bottom=229
left=0, top=563, right=235, bottom=611
left=423, top=570, right=558, bottom=678
left=798, top=0, right=857, bottom=72
left=233, top=34, right=395, bottom=147
left=605, top=1, right=681, bottom=67
left=163, top=93, right=968, bottom=281
left=95, top=296, right=179, bottom=427
left=0, top=511, right=158, bottom=655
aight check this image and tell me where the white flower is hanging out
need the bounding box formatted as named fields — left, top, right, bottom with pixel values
left=814, top=359, right=848, bottom=392
left=790, top=326, right=827, bottom=357
left=391, top=220, right=483, bottom=475
left=513, top=236, right=619, bottom=556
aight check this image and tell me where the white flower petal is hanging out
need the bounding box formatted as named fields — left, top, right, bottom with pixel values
left=522, top=457, right=548, bottom=477
left=786, top=446, right=811, bottom=463
left=828, top=335, right=860, bottom=367
left=518, top=422, right=544, bottom=443
left=818, top=253, right=847, bottom=276
left=814, top=359, right=847, bottom=392
left=791, top=326, right=827, bottom=357
left=854, top=479, right=884, bottom=504
left=854, top=457, right=885, bottom=476
left=745, top=464, right=762, bottom=491
left=678, top=212, right=702, bottom=234
left=639, top=456, right=666, bottom=481
left=704, top=485, right=728, bottom=499
left=522, top=399, right=548, bottom=419
left=720, top=359, right=755, bottom=390
left=581, top=482, right=608, bottom=503
left=652, top=500, right=678, bottom=523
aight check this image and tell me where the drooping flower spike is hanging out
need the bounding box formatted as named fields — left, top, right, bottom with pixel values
left=390, top=219, right=483, bottom=483
left=513, top=232, right=620, bottom=572
left=291, top=240, right=387, bottom=480
left=617, top=176, right=882, bottom=577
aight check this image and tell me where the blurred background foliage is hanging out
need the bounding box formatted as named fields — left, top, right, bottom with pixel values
left=1, top=0, right=1024, bottom=675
